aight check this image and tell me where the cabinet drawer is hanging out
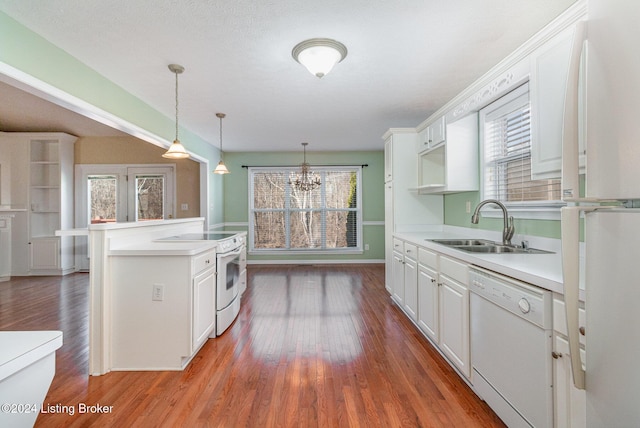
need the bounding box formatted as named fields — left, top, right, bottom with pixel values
left=439, top=255, right=468, bottom=285
left=418, top=247, right=438, bottom=269
left=392, top=238, right=404, bottom=253
left=193, top=249, right=215, bottom=274
left=404, top=243, right=417, bottom=260
left=553, top=297, right=586, bottom=345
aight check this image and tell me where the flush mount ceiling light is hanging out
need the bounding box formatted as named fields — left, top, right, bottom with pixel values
left=213, top=113, right=230, bottom=174
left=162, top=64, right=190, bottom=159
left=289, top=142, right=321, bottom=192
left=292, top=38, right=348, bottom=78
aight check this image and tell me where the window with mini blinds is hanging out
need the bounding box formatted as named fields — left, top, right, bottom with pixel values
left=480, top=83, right=561, bottom=205
left=249, top=167, right=362, bottom=253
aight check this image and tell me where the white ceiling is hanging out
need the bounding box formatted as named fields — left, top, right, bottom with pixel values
left=0, top=0, right=576, bottom=152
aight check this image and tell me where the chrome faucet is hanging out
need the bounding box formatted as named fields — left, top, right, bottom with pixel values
left=471, top=199, right=515, bottom=246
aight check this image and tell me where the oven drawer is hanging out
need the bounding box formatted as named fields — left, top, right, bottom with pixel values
left=193, top=249, right=215, bottom=274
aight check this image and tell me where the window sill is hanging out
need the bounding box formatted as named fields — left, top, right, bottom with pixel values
left=480, top=203, right=565, bottom=221
left=249, top=248, right=363, bottom=256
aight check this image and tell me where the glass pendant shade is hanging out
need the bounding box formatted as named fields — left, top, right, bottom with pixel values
left=292, top=38, right=347, bottom=78
left=162, top=139, right=189, bottom=159
left=213, top=161, right=230, bottom=174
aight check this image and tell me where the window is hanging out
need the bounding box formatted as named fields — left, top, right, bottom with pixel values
left=480, top=83, right=561, bottom=207
left=249, top=167, right=362, bottom=253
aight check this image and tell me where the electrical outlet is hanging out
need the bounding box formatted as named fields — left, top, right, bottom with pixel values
left=364, top=244, right=370, bottom=251
left=466, top=200, right=471, bottom=213
left=152, top=284, right=164, bottom=301
left=181, top=203, right=188, bottom=211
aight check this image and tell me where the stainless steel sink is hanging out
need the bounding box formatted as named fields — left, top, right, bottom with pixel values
left=428, top=238, right=554, bottom=254
left=454, top=245, right=549, bottom=254
left=429, top=238, right=494, bottom=246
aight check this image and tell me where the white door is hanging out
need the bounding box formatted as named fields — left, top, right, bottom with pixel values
left=75, top=164, right=176, bottom=271
left=403, top=257, right=418, bottom=321
left=418, top=263, right=439, bottom=343
left=439, top=274, right=470, bottom=378
left=392, top=251, right=404, bottom=305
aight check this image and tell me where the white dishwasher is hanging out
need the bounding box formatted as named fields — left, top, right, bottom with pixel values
left=469, top=267, right=553, bottom=428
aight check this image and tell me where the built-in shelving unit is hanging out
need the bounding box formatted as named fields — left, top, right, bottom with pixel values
left=28, top=134, right=76, bottom=274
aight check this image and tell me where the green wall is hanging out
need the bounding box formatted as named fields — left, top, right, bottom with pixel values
left=0, top=11, right=225, bottom=225
left=444, top=192, right=562, bottom=238
left=222, top=151, right=385, bottom=262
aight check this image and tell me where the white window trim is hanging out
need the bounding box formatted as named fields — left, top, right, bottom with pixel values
left=478, top=82, right=565, bottom=221
left=248, top=166, right=363, bottom=255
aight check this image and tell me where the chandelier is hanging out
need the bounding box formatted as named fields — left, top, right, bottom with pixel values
left=289, top=143, right=321, bottom=192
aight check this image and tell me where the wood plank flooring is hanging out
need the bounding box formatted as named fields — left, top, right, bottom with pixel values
left=0, top=265, right=505, bottom=427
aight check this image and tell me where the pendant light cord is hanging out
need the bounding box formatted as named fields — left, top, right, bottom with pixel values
left=175, top=70, right=179, bottom=141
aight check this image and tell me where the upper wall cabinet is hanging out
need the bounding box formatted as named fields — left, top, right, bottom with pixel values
left=417, top=113, right=478, bottom=194
left=530, top=24, right=585, bottom=179
left=417, top=116, right=446, bottom=153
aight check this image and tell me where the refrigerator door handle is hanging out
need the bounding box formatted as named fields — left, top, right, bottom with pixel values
left=561, top=206, right=586, bottom=389
left=561, top=205, right=619, bottom=390
left=561, top=20, right=586, bottom=202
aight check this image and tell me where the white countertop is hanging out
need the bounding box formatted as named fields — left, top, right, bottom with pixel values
left=394, top=227, right=566, bottom=295
left=109, top=240, right=218, bottom=256
left=0, top=331, right=63, bottom=382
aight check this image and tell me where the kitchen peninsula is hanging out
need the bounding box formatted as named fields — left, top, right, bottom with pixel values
left=76, top=218, right=244, bottom=375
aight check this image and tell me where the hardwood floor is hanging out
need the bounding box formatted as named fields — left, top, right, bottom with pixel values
left=0, top=265, right=505, bottom=427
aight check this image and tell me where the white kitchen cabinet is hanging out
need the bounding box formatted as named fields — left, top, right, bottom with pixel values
left=392, top=246, right=405, bottom=306
left=0, top=215, right=11, bottom=281
left=402, top=243, right=418, bottom=321
left=192, top=250, right=216, bottom=350
left=553, top=335, right=587, bottom=428
left=384, top=137, right=393, bottom=183
left=438, top=255, right=470, bottom=378
left=110, top=247, right=217, bottom=370
left=553, top=295, right=587, bottom=427
left=530, top=24, right=585, bottom=179
left=416, top=113, right=478, bottom=194
left=416, top=116, right=446, bottom=153
left=383, top=130, right=443, bottom=293
left=417, top=247, right=439, bottom=343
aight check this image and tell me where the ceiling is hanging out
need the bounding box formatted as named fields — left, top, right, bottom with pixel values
left=0, top=0, right=576, bottom=152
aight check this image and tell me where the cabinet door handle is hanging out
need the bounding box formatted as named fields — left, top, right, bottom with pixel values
left=579, top=326, right=585, bottom=336
left=430, top=278, right=436, bottom=283
left=552, top=351, right=563, bottom=359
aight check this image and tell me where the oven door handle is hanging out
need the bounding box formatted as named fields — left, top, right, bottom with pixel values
left=218, top=246, right=244, bottom=259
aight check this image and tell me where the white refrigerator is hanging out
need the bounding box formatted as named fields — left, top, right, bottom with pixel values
left=561, top=0, right=640, bottom=426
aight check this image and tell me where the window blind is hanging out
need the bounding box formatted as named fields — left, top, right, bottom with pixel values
left=250, top=167, right=361, bottom=252
left=482, top=84, right=561, bottom=203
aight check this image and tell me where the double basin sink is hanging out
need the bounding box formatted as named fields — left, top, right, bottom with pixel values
left=429, top=238, right=553, bottom=254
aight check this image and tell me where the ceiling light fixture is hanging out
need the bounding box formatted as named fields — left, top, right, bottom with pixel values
left=292, top=38, right=348, bottom=78
left=289, top=142, right=321, bottom=192
left=213, top=113, right=230, bottom=174
left=163, top=64, right=190, bottom=159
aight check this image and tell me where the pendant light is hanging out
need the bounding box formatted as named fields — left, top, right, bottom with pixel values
left=292, top=38, right=348, bottom=78
left=213, top=113, right=230, bottom=174
left=162, top=64, right=190, bottom=159
left=289, top=142, right=320, bottom=191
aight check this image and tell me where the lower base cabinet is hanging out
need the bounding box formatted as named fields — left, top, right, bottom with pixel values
left=110, top=248, right=216, bottom=370
left=438, top=256, right=470, bottom=378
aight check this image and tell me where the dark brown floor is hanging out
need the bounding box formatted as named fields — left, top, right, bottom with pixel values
left=0, top=265, right=504, bottom=427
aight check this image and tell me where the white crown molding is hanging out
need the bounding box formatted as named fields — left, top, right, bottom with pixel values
left=381, top=127, right=417, bottom=140
left=417, top=0, right=587, bottom=131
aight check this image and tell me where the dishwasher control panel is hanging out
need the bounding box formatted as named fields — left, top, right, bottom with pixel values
left=469, top=267, right=552, bottom=329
